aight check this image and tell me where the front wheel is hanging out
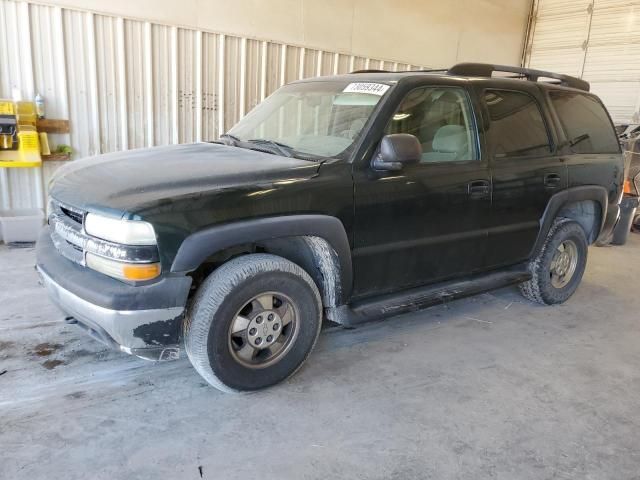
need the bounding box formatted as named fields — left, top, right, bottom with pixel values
left=184, top=254, right=323, bottom=392
left=520, top=218, right=588, bottom=305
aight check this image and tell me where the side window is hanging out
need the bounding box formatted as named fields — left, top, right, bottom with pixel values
left=549, top=92, right=620, bottom=154
left=386, top=87, right=478, bottom=163
left=484, top=90, right=551, bottom=158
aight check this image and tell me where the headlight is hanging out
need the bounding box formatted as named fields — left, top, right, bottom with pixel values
left=85, top=213, right=157, bottom=245
left=86, top=253, right=161, bottom=282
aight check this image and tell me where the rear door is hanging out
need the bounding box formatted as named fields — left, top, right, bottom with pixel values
left=477, top=86, right=568, bottom=268
left=351, top=84, right=492, bottom=298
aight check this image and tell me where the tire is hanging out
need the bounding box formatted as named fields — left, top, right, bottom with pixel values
left=184, top=253, right=323, bottom=392
left=519, top=218, right=588, bottom=305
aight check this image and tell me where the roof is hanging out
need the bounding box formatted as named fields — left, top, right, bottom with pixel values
left=296, top=62, right=591, bottom=93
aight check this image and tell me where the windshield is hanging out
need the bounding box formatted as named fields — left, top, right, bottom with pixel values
left=227, top=80, right=391, bottom=159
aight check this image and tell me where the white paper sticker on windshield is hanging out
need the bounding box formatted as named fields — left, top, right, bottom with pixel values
left=342, top=82, right=390, bottom=96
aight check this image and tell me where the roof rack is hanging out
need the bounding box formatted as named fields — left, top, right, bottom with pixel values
left=448, top=63, right=590, bottom=92
left=349, top=69, right=389, bottom=74
left=350, top=68, right=449, bottom=74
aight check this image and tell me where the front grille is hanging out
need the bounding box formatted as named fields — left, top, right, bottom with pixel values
left=60, top=206, right=83, bottom=224
left=48, top=197, right=87, bottom=266
left=50, top=214, right=86, bottom=265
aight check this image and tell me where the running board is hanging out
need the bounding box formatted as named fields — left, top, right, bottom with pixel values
left=328, top=267, right=531, bottom=327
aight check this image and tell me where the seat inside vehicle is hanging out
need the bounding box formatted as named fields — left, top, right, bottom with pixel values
left=421, top=125, right=469, bottom=162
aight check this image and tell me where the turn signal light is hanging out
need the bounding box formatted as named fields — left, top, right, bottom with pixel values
left=122, top=263, right=162, bottom=281
left=86, top=252, right=161, bottom=282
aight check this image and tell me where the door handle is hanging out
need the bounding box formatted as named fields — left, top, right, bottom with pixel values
left=468, top=180, right=490, bottom=198
left=544, top=173, right=561, bottom=188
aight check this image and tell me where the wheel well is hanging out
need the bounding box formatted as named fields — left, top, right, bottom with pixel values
left=557, top=200, right=602, bottom=244
left=187, top=236, right=343, bottom=310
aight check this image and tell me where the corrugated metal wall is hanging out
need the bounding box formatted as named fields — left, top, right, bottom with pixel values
left=525, top=0, right=640, bottom=124
left=0, top=0, right=424, bottom=211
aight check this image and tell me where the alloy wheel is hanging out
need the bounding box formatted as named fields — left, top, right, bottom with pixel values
left=228, top=292, right=298, bottom=369
left=549, top=239, right=579, bottom=289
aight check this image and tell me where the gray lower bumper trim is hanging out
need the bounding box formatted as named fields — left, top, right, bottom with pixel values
left=38, top=266, right=184, bottom=351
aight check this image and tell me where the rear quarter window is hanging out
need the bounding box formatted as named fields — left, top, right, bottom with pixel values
left=549, top=91, right=620, bottom=154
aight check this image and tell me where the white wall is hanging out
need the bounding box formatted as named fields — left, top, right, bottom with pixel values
left=30, top=0, right=532, bottom=67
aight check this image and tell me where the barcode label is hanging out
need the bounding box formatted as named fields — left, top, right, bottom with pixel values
left=342, top=83, right=390, bottom=96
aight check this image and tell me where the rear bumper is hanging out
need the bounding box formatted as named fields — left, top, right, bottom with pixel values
left=36, top=227, right=191, bottom=361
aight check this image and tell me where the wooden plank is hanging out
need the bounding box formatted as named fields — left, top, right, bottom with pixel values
left=42, top=153, right=71, bottom=162
left=36, top=119, right=70, bottom=134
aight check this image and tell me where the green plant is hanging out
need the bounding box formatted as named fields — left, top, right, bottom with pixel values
left=55, top=144, right=72, bottom=155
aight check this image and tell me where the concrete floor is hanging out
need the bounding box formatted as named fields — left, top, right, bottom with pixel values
left=1, top=236, right=640, bottom=480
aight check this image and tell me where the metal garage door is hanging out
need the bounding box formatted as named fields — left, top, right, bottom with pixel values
left=525, top=0, right=640, bottom=124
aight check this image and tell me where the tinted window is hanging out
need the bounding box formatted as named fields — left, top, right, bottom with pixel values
left=549, top=92, right=619, bottom=154
left=484, top=90, right=551, bottom=157
left=386, top=87, right=477, bottom=163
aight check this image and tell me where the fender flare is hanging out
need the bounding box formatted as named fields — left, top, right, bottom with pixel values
left=531, top=185, right=609, bottom=256
left=171, top=215, right=353, bottom=298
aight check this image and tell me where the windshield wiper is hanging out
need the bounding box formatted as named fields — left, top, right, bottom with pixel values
left=496, top=143, right=550, bottom=157
left=220, top=134, right=293, bottom=157
left=569, top=133, right=590, bottom=147
left=219, top=135, right=319, bottom=161
left=219, top=133, right=241, bottom=146
left=247, top=139, right=294, bottom=158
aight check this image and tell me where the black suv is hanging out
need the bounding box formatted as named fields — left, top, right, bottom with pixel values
left=36, top=63, right=623, bottom=392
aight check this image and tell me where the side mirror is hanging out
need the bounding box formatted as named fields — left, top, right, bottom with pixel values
left=372, top=134, right=422, bottom=171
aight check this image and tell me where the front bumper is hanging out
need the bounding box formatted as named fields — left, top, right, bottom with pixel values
left=36, top=227, right=192, bottom=361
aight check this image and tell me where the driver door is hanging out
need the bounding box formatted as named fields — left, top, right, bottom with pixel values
left=352, top=85, right=491, bottom=298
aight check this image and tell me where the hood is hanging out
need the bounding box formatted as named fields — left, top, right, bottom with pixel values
left=49, top=143, right=320, bottom=216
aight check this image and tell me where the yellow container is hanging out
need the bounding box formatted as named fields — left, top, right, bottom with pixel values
left=16, top=101, right=37, bottom=127
left=0, top=102, right=42, bottom=166
left=0, top=99, right=15, bottom=115
left=17, top=130, right=41, bottom=163
left=39, top=132, right=51, bottom=155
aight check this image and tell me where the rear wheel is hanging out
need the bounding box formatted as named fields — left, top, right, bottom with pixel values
left=184, top=254, right=322, bottom=392
left=520, top=218, right=588, bottom=305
